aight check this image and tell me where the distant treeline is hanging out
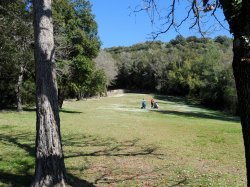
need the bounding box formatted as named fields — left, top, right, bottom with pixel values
left=103, top=35, right=237, bottom=114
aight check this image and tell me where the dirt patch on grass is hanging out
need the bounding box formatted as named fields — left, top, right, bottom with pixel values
left=87, top=157, right=168, bottom=186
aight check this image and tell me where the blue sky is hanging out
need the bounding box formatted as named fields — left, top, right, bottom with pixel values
left=89, top=0, right=232, bottom=48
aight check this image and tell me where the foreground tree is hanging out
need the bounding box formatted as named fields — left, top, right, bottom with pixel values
left=138, top=0, right=250, bottom=185
left=32, top=0, right=67, bottom=186
left=225, top=2, right=250, bottom=186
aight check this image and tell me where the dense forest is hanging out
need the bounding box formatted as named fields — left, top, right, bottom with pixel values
left=0, top=0, right=106, bottom=110
left=102, top=35, right=236, bottom=114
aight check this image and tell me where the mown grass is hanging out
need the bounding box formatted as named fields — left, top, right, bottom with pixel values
left=0, top=93, right=246, bottom=186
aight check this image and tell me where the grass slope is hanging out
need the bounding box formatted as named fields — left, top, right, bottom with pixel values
left=0, top=93, right=245, bottom=186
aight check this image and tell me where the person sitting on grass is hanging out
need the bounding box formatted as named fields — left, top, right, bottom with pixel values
left=141, top=98, right=146, bottom=109
left=153, top=101, right=159, bottom=109
left=150, top=98, right=154, bottom=108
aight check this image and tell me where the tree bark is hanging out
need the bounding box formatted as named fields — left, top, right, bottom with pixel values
left=32, top=0, right=67, bottom=186
left=218, top=0, right=250, bottom=185
left=232, top=36, right=250, bottom=186
left=15, top=65, right=24, bottom=112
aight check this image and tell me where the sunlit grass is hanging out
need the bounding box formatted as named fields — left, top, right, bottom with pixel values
left=0, top=93, right=246, bottom=186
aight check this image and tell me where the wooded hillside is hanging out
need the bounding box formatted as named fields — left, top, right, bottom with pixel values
left=103, top=35, right=236, bottom=113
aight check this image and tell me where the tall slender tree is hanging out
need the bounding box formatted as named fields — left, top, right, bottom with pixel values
left=32, top=0, right=67, bottom=186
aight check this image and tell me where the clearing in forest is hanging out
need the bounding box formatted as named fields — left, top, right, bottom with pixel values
left=0, top=93, right=245, bottom=186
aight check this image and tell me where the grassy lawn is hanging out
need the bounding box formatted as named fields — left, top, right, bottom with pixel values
left=0, top=93, right=246, bottom=186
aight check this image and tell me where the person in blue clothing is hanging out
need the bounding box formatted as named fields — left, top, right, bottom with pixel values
left=141, top=98, right=146, bottom=109
left=153, top=101, right=159, bottom=109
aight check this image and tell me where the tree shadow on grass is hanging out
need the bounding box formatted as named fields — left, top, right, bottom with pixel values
left=62, top=135, right=163, bottom=159
left=0, top=169, right=157, bottom=187
left=67, top=173, right=96, bottom=187
left=0, top=170, right=96, bottom=187
left=0, top=132, right=162, bottom=186
left=168, top=178, right=188, bottom=187
left=22, top=108, right=83, bottom=114
left=0, top=133, right=95, bottom=186
left=0, top=171, right=32, bottom=187
left=0, top=133, right=35, bottom=156
left=151, top=109, right=239, bottom=123
left=153, top=95, right=200, bottom=107
left=0, top=168, right=186, bottom=187
left=60, top=109, right=83, bottom=114
left=152, top=94, right=239, bottom=123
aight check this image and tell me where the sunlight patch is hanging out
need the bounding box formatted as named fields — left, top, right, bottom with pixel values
left=173, top=104, right=208, bottom=113
left=98, top=104, right=148, bottom=112
left=109, top=94, right=125, bottom=97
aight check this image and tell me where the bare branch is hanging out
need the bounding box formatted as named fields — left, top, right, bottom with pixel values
left=133, top=0, right=228, bottom=39
left=151, top=0, right=177, bottom=39
left=177, top=5, right=193, bottom=27
left=210, top=1, right=230, bottom=32
left=190, top=0, right=207, bottom=37
left=212, top=13, right=230, bottom=31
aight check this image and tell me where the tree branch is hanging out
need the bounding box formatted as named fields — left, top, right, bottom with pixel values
left=133, top=0, right=230, bottom=39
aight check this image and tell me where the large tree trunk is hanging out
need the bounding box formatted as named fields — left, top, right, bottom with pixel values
left=218, top=0, right=250, bottom=184
left=15, top=65, right=24, bottom=112
left=232, top=37, right=250, bottom=186
left=32, top=0, right=67, bottom=186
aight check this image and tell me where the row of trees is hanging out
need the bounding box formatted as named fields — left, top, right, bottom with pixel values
left=0, top=0, right=107, bottom=111
left=106, top=35, right=237, bottom=113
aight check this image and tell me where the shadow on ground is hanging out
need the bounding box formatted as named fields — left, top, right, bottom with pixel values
left=153, top=95, right=200, bottom=106
left=0, top=172, right=32, bottom=187
left=0, top=107, right=82, bottom=114
left=0, top=133, right=96, bottom=186
left=23, top=108, right=82, bottom=114
left=0, top=131, right=162, bottom=186
left=152, top=109, right=239, bottom=123
left=0, top=171, right=96, bottom=187
left=63, top=135, right=162, bottom=158
left=152, top=95, right=239, bottom=123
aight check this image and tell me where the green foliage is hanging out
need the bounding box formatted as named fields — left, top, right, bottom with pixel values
left=53, top=0, right=105, bottom=103
left=22, top=78, right=36, bottom=106
left=0, top=0, right=105, bottom=109
left=108, top=35, right=236, bottom=114
left=0, top=0, right=33, bottom=108
left=89, top=69, right=107, bottom=96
